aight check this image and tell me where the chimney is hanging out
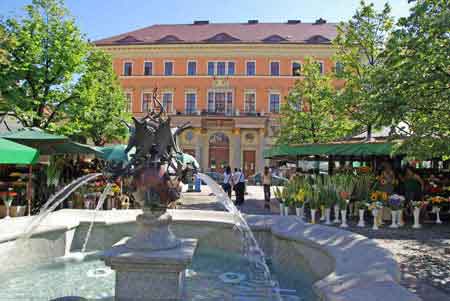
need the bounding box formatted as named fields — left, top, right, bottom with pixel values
left=287, top=20, right=301, bottom=24
left=314, top=18, right=327, bottom=25
left=247, top=20, right=259, bottom=24
left=193, top=20, right=209, bottom=25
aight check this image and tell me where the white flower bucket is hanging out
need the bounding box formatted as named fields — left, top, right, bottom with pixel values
left=284, top=206, right=290, bottom=216
left=372, top=209, right=379, bottom=230
left=412, top=207, right=421, bottom=229
left=296, top=207, right=301, bottom=217
left=389, top=210, right=399, bottom=228
left=279, top=203, right=285, bottom=216
left=310, top=209, right=317, bottom=224
left=357, top=209, right=365, bottom=227
left=433, top=206, right=442, bottom=224
left=320, top=206, right=326, bottom=221
left=325, top=208, right=332, bottom=225
left=333, top=205, right=340, bottom=223
left=398, top=210, right=404, bottom=227
left=340, top=210, right=348, bottom=228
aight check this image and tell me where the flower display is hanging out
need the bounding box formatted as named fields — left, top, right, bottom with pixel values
left=387, top=194, right=405, bottom=210
left=411, top=200, right=428, bottom=209
left=427, top=196, right=448, bottom=208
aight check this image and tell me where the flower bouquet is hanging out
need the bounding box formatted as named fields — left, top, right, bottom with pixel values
left=274, top=186, right=284, bottom=216
left=354, top=174, right=373, bottom=227
left=309, top=185, right=320, bottom=224
left=368, top=201, right=383, bottom=230
left=387, top=194, right=405, bottom=228
left=411, top=200, right=428, bottom=229
left=334, top=174, right=356, bottom=228
left=428, top=196, right=448, bottom=224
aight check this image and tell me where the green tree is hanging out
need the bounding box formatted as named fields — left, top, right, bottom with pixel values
left=333, top=0, right=394, bottom=139
left=59, top=49, right=130, bottom=146
left=373, top=0, right=450, bottom=158
left=0, top=0, right=87, bottom=129
left=277, top=58, right=355, bottom=145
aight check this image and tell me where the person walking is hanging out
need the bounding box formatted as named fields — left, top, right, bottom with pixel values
left=222, top=166, right=233, bottom=199
left=263, top=166, right=272, bottom=210
left=233, top=168, right=245, bottom=206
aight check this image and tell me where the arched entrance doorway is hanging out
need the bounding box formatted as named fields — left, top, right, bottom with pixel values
left=209, top=132, right=229, bottom=173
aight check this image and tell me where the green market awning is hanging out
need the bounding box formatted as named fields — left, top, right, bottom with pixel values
left=0, top=129, right=100, bottom=155
left=264, top=142, right=399, bottom=159
left=0, top=138, right=39, bottom=164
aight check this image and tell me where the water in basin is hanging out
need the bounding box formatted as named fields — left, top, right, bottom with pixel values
left=0, top=245, right=317, bottom=301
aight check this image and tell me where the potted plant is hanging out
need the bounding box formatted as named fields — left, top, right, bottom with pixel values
left=295, top=188, right=306, bottom=218
left=274, top=186, right=284, bottom=216
left=309, top=186, right=320, bottom=224
left=387, top=194, right=405, bottom=228
left=335, top=174, right=355, bottom=228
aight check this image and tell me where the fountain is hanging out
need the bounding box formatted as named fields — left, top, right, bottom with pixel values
left=99, top=93, right=199, bottom=301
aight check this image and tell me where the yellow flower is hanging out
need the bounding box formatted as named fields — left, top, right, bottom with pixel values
left=370, top=192, right=378, bottom=201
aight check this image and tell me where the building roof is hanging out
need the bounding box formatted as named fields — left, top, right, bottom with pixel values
left=94, top=21, right=338, bottom=46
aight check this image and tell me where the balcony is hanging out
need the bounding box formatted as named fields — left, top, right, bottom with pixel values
left=174, top=110, right=268, bottom=117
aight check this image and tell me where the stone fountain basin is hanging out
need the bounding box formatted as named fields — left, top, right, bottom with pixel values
left=0, top=209, right=420, bottom=301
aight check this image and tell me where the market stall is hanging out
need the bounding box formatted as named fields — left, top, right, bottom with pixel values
left=0, top=138, right=39, bottom=217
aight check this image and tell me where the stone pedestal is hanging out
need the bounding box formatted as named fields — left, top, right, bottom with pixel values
left=103, top=238, right=197, bottom=301
left=102, top=211, right=198, bottom=301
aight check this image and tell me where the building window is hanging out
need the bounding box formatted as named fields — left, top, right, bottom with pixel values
left=124, top=62, right=132, bottom=76
left=164, top=61, right=173, bottom=76
left=317, top=61, right=324, bottom=74
left=292, top=62, right=302, bottom=76
left=227, top=62, right=235, bottom=75
left=335, top=62, right=344, bottom=75
left=187, top=61, right=197, bottom=76
left=269, top=93, right=280, bottom=113
left=207, top=90, right=233, bottom=114
left=208, top=62, right=215, bottom=76
left=162, top=92, right=173, bottom=113
left=142, top=92, right=152, bottom=112
left=185, top=92, right=196, bottom=114
left=144, top=62, right=152, bottom=76
left=270, top=61, right=280, bottom=76
left=125, top=92, right=132, bottom=112
left=246, top=61, right=256, bottom=76
left=244, top=91, right=256, bottom=113
left=207, top=61, right=235, bottom=76
left=217, top=62, right=226, bottom=76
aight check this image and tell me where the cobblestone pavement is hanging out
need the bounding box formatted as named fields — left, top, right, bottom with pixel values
left=178, top=185, right=450, bottom=301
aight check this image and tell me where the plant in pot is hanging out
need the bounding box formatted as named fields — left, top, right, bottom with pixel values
left=294, top=188, right=306, bottom=218
left=335, top=174, right=355, bottom=228
left=309, top=185, right=320, bottom=224
left=274, top=186, right=284, bottom=216
left=387, top=194, right=405, bottom=228
left=368, top=193, right=383, bottom=230
left=323, top=176, right=336, bottom=225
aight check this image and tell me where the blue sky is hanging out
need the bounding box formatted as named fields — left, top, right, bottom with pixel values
left=1, top=0, right=413, bottom=41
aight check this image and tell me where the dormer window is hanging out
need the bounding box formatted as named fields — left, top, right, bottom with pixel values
left=262, top=35, right=287, bottom=43
left=204, top=32, right=240, bottom=42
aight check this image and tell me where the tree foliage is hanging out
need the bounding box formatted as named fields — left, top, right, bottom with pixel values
left=277, top=58, right=355, bottom=145
left=59, top=50, right=130, bottom=146
left=333, top=0, right=394, bottom=138
left=0, top=0, right=87, bottom=128
left=373, top=0, right=450, bottom=158
left=0, top=0, right=129, bottom=145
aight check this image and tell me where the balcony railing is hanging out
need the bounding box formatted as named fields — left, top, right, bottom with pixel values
left=173, top=110, right=268, bottom=117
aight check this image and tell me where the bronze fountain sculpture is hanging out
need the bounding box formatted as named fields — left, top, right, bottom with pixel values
left=102, top=89, right=199, bottom=300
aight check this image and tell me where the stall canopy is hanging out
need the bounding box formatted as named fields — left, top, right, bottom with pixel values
left=0, top=129, right=100, bottom=155
left=264, top=142, right=398, bottom=159
left=0, top=138, right=39, bottom=164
